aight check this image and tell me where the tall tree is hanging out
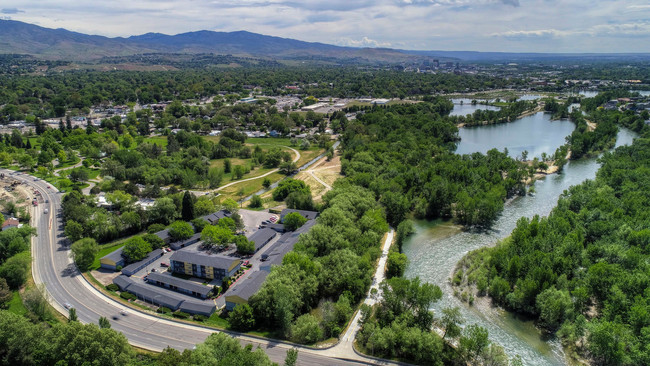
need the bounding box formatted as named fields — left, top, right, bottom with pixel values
left=181, top=191, right=195, bottom=221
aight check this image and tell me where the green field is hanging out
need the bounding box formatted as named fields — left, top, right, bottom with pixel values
left=142, top=136, right=168, bottom=148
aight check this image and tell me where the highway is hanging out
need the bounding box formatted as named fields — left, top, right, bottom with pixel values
left=7, top=169, right=400, bottom=366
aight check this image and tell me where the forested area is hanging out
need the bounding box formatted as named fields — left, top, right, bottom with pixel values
left=0, top=67, right=520, bottom=121
left=241, top=183, right=388, bottom=343
left=453, top=136, right=650, bottom=365
left=0, top=310, right=288, bottom=366
left=341, top=101, right=529, bottom=228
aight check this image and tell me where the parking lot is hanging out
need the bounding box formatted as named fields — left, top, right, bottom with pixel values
left=238, top=209, right=278, bottom=234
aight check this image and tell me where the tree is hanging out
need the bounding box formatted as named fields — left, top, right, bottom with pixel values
left=169, top=220, right=194, bottom=242
left=440, top=306, right=464, bottom=340
left=283, top=212, right=307, bottom=231
left=201, top=225, right=233, bottom=249
left=262, top=178, right=271, bottom=189
left=68, top=308, right=78, bottom=322
left=279, top=161, right=297, bottom=175
left=181, top=191, right=195, bottom=221
left=224, top=158, right=232, bottom=173
left=68, top=168, right=89, bottom=183
left=99, top=316, right=111, bottom=329
left=386, top=252, right=408, bottom=278
left=0, top=252, right=31, bottom=289
left=0, top=278, right=12, bottom=308
left=151, top=197, right=178, bottom=224
left=249, top=195, right=263, bottom=208
left=189, top=333, right=275, bottom=366
left=194, top=197, right=216, bottom=216
left=228, top=303, right=256, bottom=331
left=70, top=238, right=99, bottom=271
left=232, top=165, right=245, bottom=180
left=122, top=236, right=152, bottom=262
left=105, top=190, right=134, bottom=211
left=235, top=235, right=255, bottom=254
left=142, top=233, right=165, bottom=249
left=536, top=287, right=573, bottom=330
left=284, top=348, right=298, bottom=366
left=64, top=220, right=84, bottom=242
left=208, top=168, right=224, bottom=189
left=289, top=314, right=323, bottom=344
left=459, top=324, right=490, bottom=364
left=23, top=284, right=50, bottom=321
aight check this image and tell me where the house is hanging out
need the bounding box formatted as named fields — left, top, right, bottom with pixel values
left=122, top=282, right=184, bottom=311
left=100, top=248, right=126, bottom=271
left=246, top=228, right=277, bottom=252
left=260, top=219, right=317, bottom=271
left=225, top=270, right=269, bottom=311
left=169, top=251, right=241, bottom=280
left=146, top=272, right=212, bottom=299
left=1, top=217, right=20, bottom=231
left=113, top=275, right=134, bottom=291
left=604, top=100, right=619, bottom=111
left=279, top=209, right=319, bottom=222
left=262, top=223, right=286, bottom=233
left=269, top=130, right=280, bottom=138
left=154, top=229, right=171, bottom=244
left=121, top=249, right=165, bottom=276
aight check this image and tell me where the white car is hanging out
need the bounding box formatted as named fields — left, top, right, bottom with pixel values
left=64, top=302, right=72, bottom=309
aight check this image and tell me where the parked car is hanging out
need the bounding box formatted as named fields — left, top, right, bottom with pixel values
left=242, top=260, right=250, bottom=266
left=160, top=262, right=169, bottom=267
left=261, top=254, right=269, bottom=261
left=151, top=268, right=156, bottom=272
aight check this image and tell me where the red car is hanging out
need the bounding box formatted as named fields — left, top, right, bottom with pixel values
left=160, top=262, right=169, bottom=267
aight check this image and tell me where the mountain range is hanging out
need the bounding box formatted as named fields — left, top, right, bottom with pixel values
left=1, top=19, right=649, bottom=64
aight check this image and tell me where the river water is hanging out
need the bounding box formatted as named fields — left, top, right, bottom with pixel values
left=455, top=112, right=575, bottom=159
left=403, top=115, right=638, bottom=364
left=449, top=98, right=500, bottom=116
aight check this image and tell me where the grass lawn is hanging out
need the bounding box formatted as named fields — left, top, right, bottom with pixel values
left=217, top=172, right=284, bottom=202
left=91, top=238, right=132, bottom=270
left=206, top=312, right=230, bottom=328
left=142, top=136, right=168, bottom=148
left=57, top=166, right=101, bottom=180
left=7, top=292, right=28, bottom=316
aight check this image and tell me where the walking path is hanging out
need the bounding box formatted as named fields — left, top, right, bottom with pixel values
left=326, top=229, right=394, bottom=361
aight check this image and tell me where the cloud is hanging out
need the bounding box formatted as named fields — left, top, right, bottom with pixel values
left=398, top=0, right=518, bottom=7
left=337, top=36, right=392, bottom=48
left=492, top=29, right=567, bottom=39
left=1, top=8, right=23, bottom=14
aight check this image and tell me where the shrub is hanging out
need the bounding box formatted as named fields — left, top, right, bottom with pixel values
left=147, top=223, right=165, bottom=234
left=106, top=284, right=119, bottom=292
left=157, top=307, right=172, bottom=314
left=120, top=292, right=136, bottom=300
left=116, top=265, right=123, bottom=271
left=173, top=311, right=190, bottom=319
left=193, top=314, right=207, bottom=322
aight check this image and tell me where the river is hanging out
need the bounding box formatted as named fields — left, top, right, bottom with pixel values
left=449, top=98, right=500, bottom=116
left=403, top=115, right=638, bottom=364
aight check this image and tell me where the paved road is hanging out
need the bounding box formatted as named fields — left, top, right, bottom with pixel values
left=6, top=169, right=400, bottom=366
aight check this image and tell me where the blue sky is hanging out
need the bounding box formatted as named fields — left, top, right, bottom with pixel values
left=2, top=0, right=649, bottom=53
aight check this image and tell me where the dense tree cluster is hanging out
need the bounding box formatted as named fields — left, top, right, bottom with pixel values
left=341, top=101, right=529, bottom=228
left=448, top=100, right=537, bottom=127
left=455, top=137, right=650, bottom=365
left=247, top=183, right=388, bottom=342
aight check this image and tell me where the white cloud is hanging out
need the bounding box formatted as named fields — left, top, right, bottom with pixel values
left=337, top=37, right=392, bottom=48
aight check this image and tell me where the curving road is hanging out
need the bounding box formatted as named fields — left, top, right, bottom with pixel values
left=5, top=169, right=401, bottom=366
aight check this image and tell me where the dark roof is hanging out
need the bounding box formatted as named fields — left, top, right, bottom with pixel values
left=113, top=275, right=134, bottom=291
left=155, top=229, right=170, bottom=241
left=263, top=223, right=286, bottom=232
left=261, top=219, right=317, bottom=269
left=169, top=233, right=201, bottom=250
left=126, top=283, right=184, bottom=310
left=101, top=247, right=124, bottom=263
left=179, top=301, right=216, bottom=316
left=280, top=209, right=319, bottom=222
left=121, top=249, right=165, bottom=276
left=247, top=228, right=277, bottom=251
left=147, top=272, right=212, bottom=297
left=226, top=270, right=269, bottom=302
left=201, top=210, right=230, bottom=225
left=169, top=250, right=239, bottom=270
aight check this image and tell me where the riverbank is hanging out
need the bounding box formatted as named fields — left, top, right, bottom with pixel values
left=456, top=104, right=544, bottom=128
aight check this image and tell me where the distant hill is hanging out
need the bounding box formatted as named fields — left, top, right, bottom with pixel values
left=0, top=20, right=414, bottom=63
left=1, top=19, right=648, bottom=64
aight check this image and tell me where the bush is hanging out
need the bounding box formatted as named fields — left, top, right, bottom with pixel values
left=147, top=223, right=166, bottom=234
left=142, top=233, right=165, bottom=249
left=173, top=311, right=190, bottom=319
left=106, top=284, right=119, bottom=292
left=120, top=292, right=136, bottom=300
left=248, top=195, right=263, bottom=208
left=157, top=307, right=172, bottom=314
left=116, top=265, right=123, bottom=271
left=193, top=314, right=207, bottom=322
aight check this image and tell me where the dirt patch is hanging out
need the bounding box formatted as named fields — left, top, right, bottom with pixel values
left=91, top=268, right=121, bottom=286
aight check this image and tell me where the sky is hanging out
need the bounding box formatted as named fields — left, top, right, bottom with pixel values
left=1, top=0, right=649, bottom=53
